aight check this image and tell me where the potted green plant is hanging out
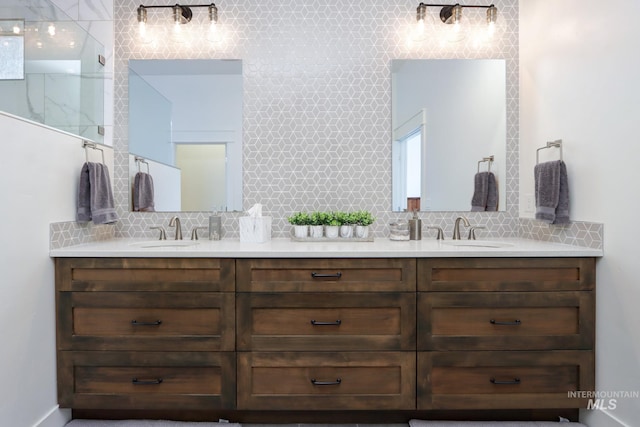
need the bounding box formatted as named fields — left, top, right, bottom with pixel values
left=335, top=211, right=354, bottom=238
left=353, top=210, right=375, bottom=238
left=324, top=211, right=341, bottom=239
left=287, top=212, right=311, bottom=238
left=309, top=211, right=326, bottom=238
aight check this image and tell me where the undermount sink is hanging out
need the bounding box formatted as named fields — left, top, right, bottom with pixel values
left=441, top=240, right=514, bottom=249
left=129, top=240, right=200, bottom=248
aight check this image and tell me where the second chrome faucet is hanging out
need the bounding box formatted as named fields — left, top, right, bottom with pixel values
left=168, top=216, right=183, bottom=240
left=452, top=216, right=470, bottom=240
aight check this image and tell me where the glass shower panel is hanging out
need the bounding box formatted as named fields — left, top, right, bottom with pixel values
left=0, top=0, right=104, bottom=142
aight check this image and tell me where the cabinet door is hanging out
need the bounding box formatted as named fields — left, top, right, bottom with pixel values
left=58, top=292, right=235, bottom=351
left=58, top=351, right=236, bottom=410
left=418, top=258, right=595, bottom=292
left=418, top=351, right=594, bottom=410
left=238, top=351, right=416, bottom=410
left=418, top=291, right=594, bottom=351
left=237, top=292, right=416, bottom=351
left=237, top=258, right=416, bottom=292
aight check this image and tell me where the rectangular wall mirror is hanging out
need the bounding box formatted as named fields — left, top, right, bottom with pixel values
left=391, top=59, right=506, bottom=212
left=128, top=59, right=243, bottom=212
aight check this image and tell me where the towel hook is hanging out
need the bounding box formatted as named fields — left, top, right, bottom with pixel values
left=82, top=140, right=105, bottom=164
left=477, top=155, right=494, bottom=173
left=135, top=156, right=150, bottom=173
left=536, top=139, right=563, bottom=164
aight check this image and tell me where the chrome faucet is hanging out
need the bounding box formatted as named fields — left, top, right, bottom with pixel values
left=452, top=216, right=470, bottom=240
left=168, top=216, right=183, bottom=240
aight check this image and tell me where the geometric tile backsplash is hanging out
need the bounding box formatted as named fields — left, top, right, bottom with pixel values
left=49, top=0, right=604, bottom=249
left=111, top=0, right=522, bottom=240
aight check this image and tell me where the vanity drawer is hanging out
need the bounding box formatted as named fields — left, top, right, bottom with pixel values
left=236, top=258, right=416, bottom=292
left=58, top=292, right=235, bottom=351
left=58, top=351, right=236, bottom=410
left=418, top=292, right=594, bottom=350
left=237, top=292, right=416, bottom=351
left=55, top=258, right=236, bottom=292
left=418, top=351, right=593, bottom=410
left=418, top=258, right=595, bottom=292
left=237, top=351, right=416, bottom=410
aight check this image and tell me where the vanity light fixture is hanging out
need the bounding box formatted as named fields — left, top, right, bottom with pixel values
left=136, top=3, right=219, bottom=39
left=413, top=3, right=497, bottom=43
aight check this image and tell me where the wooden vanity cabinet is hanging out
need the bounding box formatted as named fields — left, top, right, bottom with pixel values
left=417, top=257, right=596, bottom=410
left=55, top=255, right=596, bottom=419
left=55, top=258, right=236, bottom=410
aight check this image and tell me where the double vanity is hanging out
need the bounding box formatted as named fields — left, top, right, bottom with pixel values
left=51, top=238, right=600, bottom=423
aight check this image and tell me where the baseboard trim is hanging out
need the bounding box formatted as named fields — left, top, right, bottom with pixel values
left=34, top=405, right=71, bottom=427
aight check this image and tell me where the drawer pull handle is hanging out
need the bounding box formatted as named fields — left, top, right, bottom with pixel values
left=311, top=378, right=342, bottom=386
left=132, top=378, right=164, bottom=385
left=131, top=320, right=163, bottom=326
left=311, top=319, right=342, bottom=326
left=311, top=272, right=343, bottom=279
left=490, top=377, right=521, bottom=385
left=490, top=319, right=521, bottom=326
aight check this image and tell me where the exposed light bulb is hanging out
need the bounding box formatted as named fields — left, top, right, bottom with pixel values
left=409, top=3, right=429, bottom=43
left=207, top=4, right=219, bottom=43
left=207, top=21, right=218, bottom=42
left=137, top=6, right=147, bottom=38
left=13, top=25, right=20, bottom=34
left=444, top=5, right=466, bottom=43
left=47, top=23, right=55, bottom=37
left=486, top=6, right=498, bottom=38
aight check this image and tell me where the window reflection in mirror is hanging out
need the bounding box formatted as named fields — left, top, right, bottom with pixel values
left=391, top=59, right=506, bottom=212
left=128, top=59, right=242, bottom=212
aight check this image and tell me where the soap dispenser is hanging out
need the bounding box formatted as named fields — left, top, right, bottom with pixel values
left=409, top=210, right=422, bottom=240
left=209, top=213, right=222, bottom=240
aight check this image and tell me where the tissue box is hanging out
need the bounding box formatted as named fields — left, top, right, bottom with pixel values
left=239, top=216, right=272, bottom=243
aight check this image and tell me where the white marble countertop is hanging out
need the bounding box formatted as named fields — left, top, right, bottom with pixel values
left=50, top=237, right=603, bottom=258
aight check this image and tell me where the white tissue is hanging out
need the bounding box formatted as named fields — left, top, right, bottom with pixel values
left=247, top=203, right=262, bottom=217
left=239, top=203, right=271, bottom=243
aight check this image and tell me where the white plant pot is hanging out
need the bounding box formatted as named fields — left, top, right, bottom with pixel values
left=309, top=225, right=324, bottom=238
left=325, top=225, right=339, bottom=239
left=355, top=225, right=370, bottom=239
left=340, top=224, right=354, bottom=238
left=293, top=225, right=308, bottom=238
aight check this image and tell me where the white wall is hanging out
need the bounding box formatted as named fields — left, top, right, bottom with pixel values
left=520, top=1, right=640, bottom=426
left=0, top=111, right=114, bottom=427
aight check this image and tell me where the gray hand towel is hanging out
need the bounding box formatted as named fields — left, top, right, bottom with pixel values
left=535, top=160, right=569, bottom=224
left=486, top=171, right=498, bottom=211
left=471, top=171, right=489, bottom=211
left=76, top=162, right=118, bottom=224
left=133, top=172, right=155, bottom=212
left=77, top=162, right=92, bottom=222
left=554, top=160, right=570, bottom=224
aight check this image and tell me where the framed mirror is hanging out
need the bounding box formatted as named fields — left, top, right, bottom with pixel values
left=391, top=59, right=506, bottom=212
left=128, top=59, right=242, bottom=212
